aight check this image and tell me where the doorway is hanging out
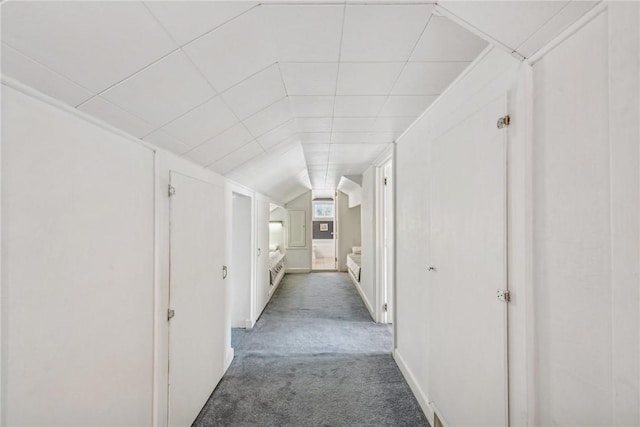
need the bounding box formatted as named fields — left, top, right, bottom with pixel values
left=230, top=193, right=253, bottom=329
left=311, top=199, right=336, bottom=270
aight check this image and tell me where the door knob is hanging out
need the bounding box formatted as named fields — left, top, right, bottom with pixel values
left=222, top=265, right=228, bottom=279
left=427, top=266, right=436, bottom=272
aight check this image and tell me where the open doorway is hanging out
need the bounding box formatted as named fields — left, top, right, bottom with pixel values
left=311, top=199, right=336, bottom=270
left=230, top=192, right=253, bottom=329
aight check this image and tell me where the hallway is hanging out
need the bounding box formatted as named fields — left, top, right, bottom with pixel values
left=194, top=273, right=428, bottom=426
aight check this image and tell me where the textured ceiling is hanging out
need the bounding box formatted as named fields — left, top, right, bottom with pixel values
left=1, top=1, right=598, bottom=203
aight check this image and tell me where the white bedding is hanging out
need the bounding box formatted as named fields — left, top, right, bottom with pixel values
left=346, top=253, right=361, bottom=282
left=269, top=251, right=285, bottom=285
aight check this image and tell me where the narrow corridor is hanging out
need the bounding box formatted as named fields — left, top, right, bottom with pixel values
left=194, top=273, right=428, bottom=426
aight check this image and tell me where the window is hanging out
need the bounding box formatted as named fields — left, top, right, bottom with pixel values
left=313, top=202, right=334, bottom=220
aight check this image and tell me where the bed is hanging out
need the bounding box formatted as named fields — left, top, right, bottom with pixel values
left=346, top=253, right=361, bottom=284
left=269, top=250, right=286, bottom=288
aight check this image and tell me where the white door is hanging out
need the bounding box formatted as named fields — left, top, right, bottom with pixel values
left=168, top=172, right=226, bottom=427
left=428, top=96, right=508, bottom=426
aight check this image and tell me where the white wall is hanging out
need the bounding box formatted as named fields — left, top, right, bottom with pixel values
left=359, top=167, right=376, bottom=316
left=336, top=191, right=361, bottom=272
left=1, top=84, right=155, bottom=426
left=393, top=4, right=640, bottom=426
left=530, top=4, right=640, bottom=425
left=1, top=80, right=234, bottom=427
left=230, top=194, right=252, bottom=328
left=284, top=191, right=312, bottom=273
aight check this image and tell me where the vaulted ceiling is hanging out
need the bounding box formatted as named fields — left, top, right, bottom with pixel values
left=1, top=1, right=599, bottom=203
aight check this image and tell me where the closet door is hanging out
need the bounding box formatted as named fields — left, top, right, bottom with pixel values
left=168, top=171, right=226, bottom=427
left=428, top=96, right=508, bottom=426
left=288, top=210, right=306, bottom=247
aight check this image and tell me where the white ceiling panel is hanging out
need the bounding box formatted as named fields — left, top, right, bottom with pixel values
left=331, top=132, right=379, bottom=144
left=243, top=97, right=294, bottom=137
left=392, top=62, right=469, bottom=95
left=1, top=43, right=93, bottom=107
left=221, top=64, right=286, bottom=119
left=302, top=144, right=330, bottom=165
left=279, top=63, right=339, bottom=96
left=257, top=120, right=298, bottom=150
left=516, top=1, right=600, bottom=57
left=102, top=50, right=215, bottom=127
left=144, top=1, right=258, bottom=46
left=263, top=4, right=344, bottom=62
left=182, top=6, right=275, bottom=91
left=410, top=16, right=488, bottom=62
left=159, top=96, right=237, bottom=147
left=299, top=133, right=332, bottom=144
left=328, top=144, right=388, bottom=164
left=144, top=129, right=191, bottom=155
left=371, top=116, right=417, bottom=133
left=296, top=118, right=333, bottom=132
left=380, top=95, right=438, bottom=117
left=210, top=141, right=264, bottom=175
left=265, top=135, right=302, bottom=155
left=439, top=0, right=569, bottom=51
left=331, top=117, right=377, bottom=132
left=185, top=123, right=254, bottom=166
left=289, top=96, right=335, bottom=117
left=366, top=132, right=401, bottom=143
left=337, top=62, right=405, bottom=95
left=340, top=4, right=433, bottom=61
left=78, top=96, right=156, bottom=138
left=333, top=96, right=387, bottom=117
left=1, top=1, right=177, bottom=92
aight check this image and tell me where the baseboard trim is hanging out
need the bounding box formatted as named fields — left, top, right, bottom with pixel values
left=393, top=348, right=435, bottom=426
left=224, top=348, right=234, bottom=373
left=285, top=268, right=310, bottom=274
left=348, top=271, right=375, bottom=320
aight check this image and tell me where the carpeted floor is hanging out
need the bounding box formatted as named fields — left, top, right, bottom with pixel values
left=193, top=272, right=429, bottom=427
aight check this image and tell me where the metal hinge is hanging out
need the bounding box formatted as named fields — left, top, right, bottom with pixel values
left=384, top=177, right=388, bottom=186
left=168, top=184, right=176, bottom=197
left=496, top=289, right=511, bottom=302
left=335, top=257, right=337, bottom=262
left=383, top=303, right=388, bottom=312
left=496, top=115, right=511, bottom=129
left=167, top=309, right=175, bottom=320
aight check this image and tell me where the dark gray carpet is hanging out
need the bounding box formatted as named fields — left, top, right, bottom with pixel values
left=194, top=272, right=429, bottom=427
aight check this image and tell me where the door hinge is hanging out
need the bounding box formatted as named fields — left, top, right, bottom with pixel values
left=167, top=309, right=175, bottom=320
left=168, top=184, right=176, bottom=197
left=383, top=303, right=388, bottom=312
left=496, top=289, right=511, bottom=302
left=496, top=115, right=511, bottom=129
left=384, top=177, right=388, bottom=186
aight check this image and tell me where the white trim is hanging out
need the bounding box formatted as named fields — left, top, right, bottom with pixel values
left=1, top=75, right=159, bottom=153
left=434, top=4, right=525, bottom=61
left=373, top=144, right=394, bottom=166
left=348, top=269, right=375, bottom=320
left=224, top=348, right=234, bottom=373
left=527, top=1, right=608, bottom=65
left=393, top=349, right=435, bottom=426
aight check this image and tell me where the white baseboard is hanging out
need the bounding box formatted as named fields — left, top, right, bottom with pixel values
left=224, top=348, right=234, bottom=373
left=245, top=319, right=254, bottom=329
left=285, top=268, right=310, bottom=274
left=393, top=348, right=434, bottom=426
left=348, top=271, right=375, bottom=320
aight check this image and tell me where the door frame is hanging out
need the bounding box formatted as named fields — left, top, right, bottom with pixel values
left=375, top=154, right=394, bottom=324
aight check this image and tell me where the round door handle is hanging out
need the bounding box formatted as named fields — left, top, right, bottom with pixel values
left=222, top=265, right=228, bottom=279
left=427, top=266, right=436, bottom=272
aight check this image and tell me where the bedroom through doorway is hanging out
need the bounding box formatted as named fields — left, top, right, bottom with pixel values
left=311, top=199, right=336, bottom=271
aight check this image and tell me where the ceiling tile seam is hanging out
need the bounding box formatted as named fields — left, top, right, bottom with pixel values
left=78, top=95, right=158, bottom=133
left=206, top=140, right=265, bottom=169
left=275, top=61, right=307, bottom=147
left=513, top=0, right=573, bottom=55
left=380, top=9, right=434, bottom=126
left=0, top=41, right=97, bottom=107
left=157, top=2, right=262, bottom=52
left=241, top=95, right=292, bottom=137
left=326, top=1, right=348, bottom=187
left=75, top=46, right=182, bottom=110
left=138, top=93, right=218, bottom=140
